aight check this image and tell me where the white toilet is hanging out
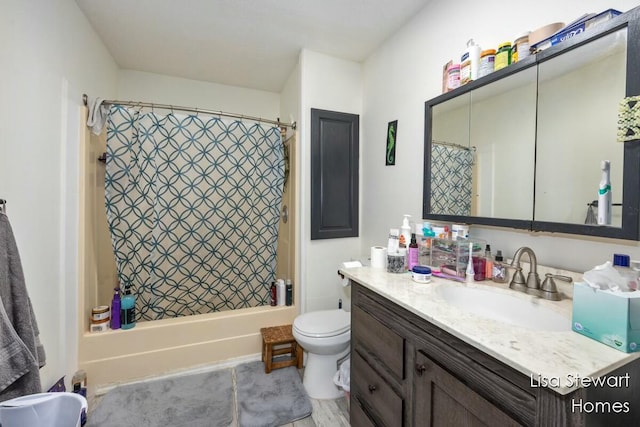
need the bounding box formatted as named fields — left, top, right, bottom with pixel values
left=293, top=309, right=351, bottom=399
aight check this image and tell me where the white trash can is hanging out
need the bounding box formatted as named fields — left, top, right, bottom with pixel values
left=332, top=357, right=351, bottom=408
left=0, top=392, right=87, bottom=427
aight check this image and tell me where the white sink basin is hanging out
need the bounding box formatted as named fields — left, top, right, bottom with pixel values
left=436, top=284, right=571, bottom=332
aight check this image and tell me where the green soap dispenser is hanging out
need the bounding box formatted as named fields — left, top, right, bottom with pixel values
left=120, top=287, right=136, bottom=329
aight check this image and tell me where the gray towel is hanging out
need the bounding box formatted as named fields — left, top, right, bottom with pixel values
left=0, top=214, right=45, bottom=401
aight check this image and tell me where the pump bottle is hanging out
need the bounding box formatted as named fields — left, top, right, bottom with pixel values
left=400, top=214, right=412, bottom=250
left=120, top=287, right=136, bottom=330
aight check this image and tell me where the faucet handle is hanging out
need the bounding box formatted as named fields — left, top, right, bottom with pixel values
left=549, top=274, right=572, bottom=283
left=509, top=267, right=528, bottom=292
left=540, top=274, right=571, bottom=301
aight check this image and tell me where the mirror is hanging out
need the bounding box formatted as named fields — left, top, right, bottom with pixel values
left=429, top=67, right=537, bottom=221
left=425, top=13, right=640, bottom=240
left=535, top=28, right=626, bottom=227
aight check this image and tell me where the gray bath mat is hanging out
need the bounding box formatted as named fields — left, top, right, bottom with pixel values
left=236, top=361, right=312, bottom=427
left=86, top=369, right=234, bottom=427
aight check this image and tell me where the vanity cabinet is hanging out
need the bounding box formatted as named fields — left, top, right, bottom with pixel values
left=350, top=281, right=640, bottom=426
left=413, top=351, right=520, bottom=426
left=351, top=302, right=407, bottom=426
left=423, top=6, right=640, bottom=240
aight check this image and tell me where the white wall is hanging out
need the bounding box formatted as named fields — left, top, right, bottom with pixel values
left=361, top=0, right=640, bottom=273
left=0, top=0, right=118, bottom=391
left=117, top=70, right=280, bottom=119
left=299, top=50, right=363, bottom=312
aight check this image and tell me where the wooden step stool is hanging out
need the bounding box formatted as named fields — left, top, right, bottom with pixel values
left=260, top=324, right=303, bottom=374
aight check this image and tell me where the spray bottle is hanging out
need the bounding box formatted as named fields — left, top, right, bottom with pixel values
left=408, top=234, right=419, bottom=271
left=598, top=160, right=611, bottom=225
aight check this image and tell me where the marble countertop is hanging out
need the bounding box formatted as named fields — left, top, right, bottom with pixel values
left=341, top=266, right=640, bottom=395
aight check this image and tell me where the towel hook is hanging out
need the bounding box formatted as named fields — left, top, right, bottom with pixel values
left=0, top=199, right=6, bottom=215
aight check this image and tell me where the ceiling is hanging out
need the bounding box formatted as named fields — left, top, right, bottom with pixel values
left=75, top=0, right=430, bottom=93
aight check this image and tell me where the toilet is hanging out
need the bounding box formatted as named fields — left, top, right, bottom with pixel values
left=293, top=309, right=351, bottom=399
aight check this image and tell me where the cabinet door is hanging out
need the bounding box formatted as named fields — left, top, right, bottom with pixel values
left=352, top=351, right=404, bottom=427
left=414, top=351, right=521, bottom=427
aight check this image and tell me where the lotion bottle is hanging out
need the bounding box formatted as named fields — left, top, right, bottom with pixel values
left=598, top=160, right=612, bottom=225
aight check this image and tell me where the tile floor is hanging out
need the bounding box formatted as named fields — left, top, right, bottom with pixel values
left=284, top=394, right=350, bottom=426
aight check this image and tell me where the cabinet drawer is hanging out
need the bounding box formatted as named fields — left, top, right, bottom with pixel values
left=353, top=304, right=404, bottom=380
left=352, top=350, right=403, bottom=427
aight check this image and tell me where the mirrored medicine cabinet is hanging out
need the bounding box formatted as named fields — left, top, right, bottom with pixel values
left=423, top=7, right=640, bottom=240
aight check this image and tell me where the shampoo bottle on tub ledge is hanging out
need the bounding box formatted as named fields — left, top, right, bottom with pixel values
left=120, top=287, right=136, bottom=329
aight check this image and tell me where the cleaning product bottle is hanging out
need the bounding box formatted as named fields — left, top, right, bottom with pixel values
left=110, top=287, right=121, bottom=330
left=400, top=214, right=412, bottom=250
left=120, top=287, right=136, bottom=329
left=598, top=160, right=612, bottom=225
left=408, top=233, right=419, bottom=271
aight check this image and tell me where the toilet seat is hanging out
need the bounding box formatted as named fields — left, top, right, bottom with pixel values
left=293, top=309, right=350, bottom=338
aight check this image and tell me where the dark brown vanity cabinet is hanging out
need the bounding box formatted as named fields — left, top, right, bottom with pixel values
left=351, top=300, right=407, bottom=426
left=350, top=281, right=640, bottom=427
left=414, top=351, right=521, bottom=426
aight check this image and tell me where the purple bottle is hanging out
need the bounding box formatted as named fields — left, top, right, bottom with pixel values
left=110, top=288, right=121, bottom=329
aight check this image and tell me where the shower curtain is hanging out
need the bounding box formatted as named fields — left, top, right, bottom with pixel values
left=105, top=105, right=285, bottom=320
left=430, top=144, right=474, bottom=216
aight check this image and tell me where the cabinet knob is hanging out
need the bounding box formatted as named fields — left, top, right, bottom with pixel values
left=416, top=364, right=427, bottom=376
left=368, top=384, right=377, bottom=393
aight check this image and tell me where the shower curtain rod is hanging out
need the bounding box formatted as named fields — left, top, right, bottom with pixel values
left=82, top=94, right=296, bottom=129
left=432, top=140, right=475, bottom=151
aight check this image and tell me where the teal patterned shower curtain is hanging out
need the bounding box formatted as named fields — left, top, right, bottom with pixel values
left=105, top=105, right=285, bottom=320
left=430, top=144, right=474, bottom=216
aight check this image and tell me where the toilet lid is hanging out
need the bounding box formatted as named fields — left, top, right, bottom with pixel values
left=293, top=309, right=350, bottom=338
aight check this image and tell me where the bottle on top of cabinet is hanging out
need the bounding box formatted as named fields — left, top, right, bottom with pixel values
left=460, top=39, right=481, bottom=85
left=495, top=42, right=512, bottom=71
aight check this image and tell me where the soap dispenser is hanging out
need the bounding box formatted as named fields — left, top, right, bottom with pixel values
left=400, top=214, right=412, bottom=250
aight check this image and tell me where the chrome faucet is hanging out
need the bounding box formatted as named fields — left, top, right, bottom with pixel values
left=509, top=247, right=542, bottom=297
